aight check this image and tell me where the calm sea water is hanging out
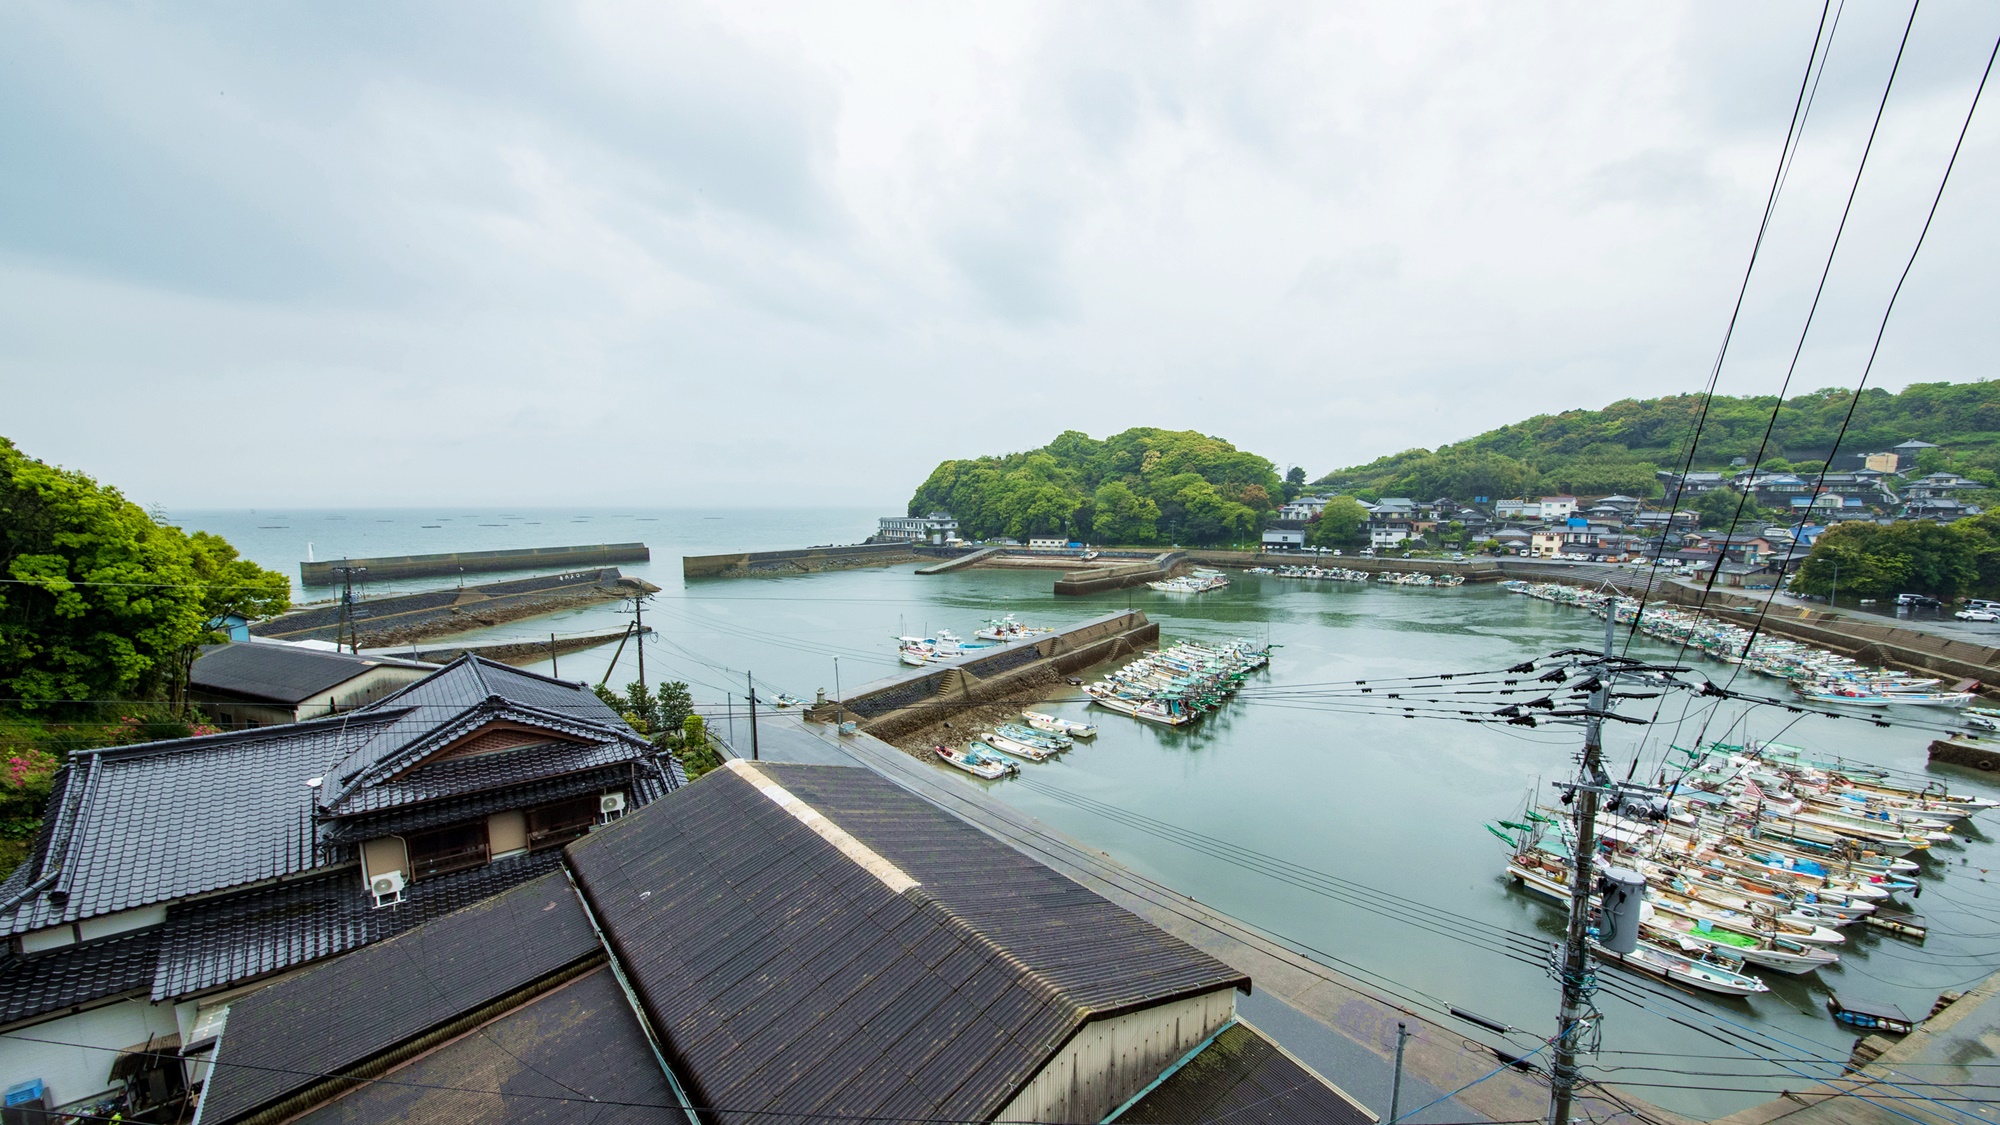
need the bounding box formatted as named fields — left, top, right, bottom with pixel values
left=178, top=507, right=2000, bottom=1118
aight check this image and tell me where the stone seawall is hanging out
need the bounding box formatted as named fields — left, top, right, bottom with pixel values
left=300, top=543, right=648, bottom=586
left=683, top=543, right=969, bottom=578
left=809, top=611, right=1158, bottom=744
left=1052, top=553, right=1188, bottom=596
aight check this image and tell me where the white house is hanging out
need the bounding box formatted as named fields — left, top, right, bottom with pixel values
left=1277, top=495, right=1331, bottom=521
left=1538, top=496, right=1578, bottom=521
left=875, top=513, right=959, bottom=544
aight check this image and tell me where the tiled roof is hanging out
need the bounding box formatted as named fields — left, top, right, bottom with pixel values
left=0, top=928, right=161, bottom=1025
left=1, top=715, right=399, bottom=937
left=318, top=657, right=641, bottom=808
left=152, top=850, right=567, bottom=1001
left=1112, top=1020, right=1375, bottom=1125
left=189, top=644, right=430, bottom=706
left=324, top=764, right=656, bottom=844
left=195, top=869, right=599, bottom=1124
left=566, top=764, right=1247, bottom=1125
left=1, top=655, right=659, bottom=941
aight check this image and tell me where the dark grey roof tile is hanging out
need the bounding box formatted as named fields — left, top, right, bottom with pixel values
left=0, top=929, right=161, bottom=1025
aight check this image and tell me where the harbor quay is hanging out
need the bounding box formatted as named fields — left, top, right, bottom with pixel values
left=809, top=609, right=1160, bottom=745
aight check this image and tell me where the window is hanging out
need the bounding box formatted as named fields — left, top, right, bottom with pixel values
left=406, top=822, right=489, bottom=880
left=526, top=795, right=601, bottom=850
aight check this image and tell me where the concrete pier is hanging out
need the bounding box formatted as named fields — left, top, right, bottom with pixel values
left=810, top=610, right=1159, bottom=742
left=300, top=543, right=648, bottom=586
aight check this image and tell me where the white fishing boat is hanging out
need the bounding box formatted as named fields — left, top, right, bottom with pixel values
left=1022, top=711, right=1097, bottom=738
left=935, top=743, right=1016, bottom=779
left=995, top=723, right=1071, bottom=751
left=977, top=734, right=1052, bottom=763
left=1591, top=938, right=1770, bottom=996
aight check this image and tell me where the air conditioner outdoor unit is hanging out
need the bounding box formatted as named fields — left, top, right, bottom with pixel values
left=599, top=792, right=628, bottom=820
left=369, top=870, right=405, bottom=908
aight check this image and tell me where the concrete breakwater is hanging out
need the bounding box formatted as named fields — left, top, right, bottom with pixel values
left=256, top=568, right=649, bottom=646
left=1053, top=552, right=1187, bottom=596
left=381, top=627, right=647, bottom=668
left=300, top=543, right=649, bottom=586
left=807, top=610, right=1158, bottom=745
left=682, top=542, right=965, bottom=578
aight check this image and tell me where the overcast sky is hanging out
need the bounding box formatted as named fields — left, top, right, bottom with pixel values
left=3, top=2, right=1996, bottom=509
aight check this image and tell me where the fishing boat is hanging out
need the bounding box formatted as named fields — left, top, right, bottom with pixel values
left=771, top=693, right=807, bottom=708
left=995, top=723, right=1071, bottom=751
left=1022, top=711, right=1097, bottom=738
left=1593, top=938, right=1770, bottom=996
left=977, top=734, right=1053, bottom=763
left=935, top=743, right=1017, bottom=779
left=1827, top=994, right=1915, bottom=1034
left=1637, top=903, right=1839, bottom=975
left=976, top=615, right=1053, bottom=642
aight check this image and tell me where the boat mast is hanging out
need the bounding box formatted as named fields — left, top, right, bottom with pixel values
left=1549, top=608, right=1615, bottom=1125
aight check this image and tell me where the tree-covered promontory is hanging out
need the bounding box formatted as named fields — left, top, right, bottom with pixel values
left=1317, top=380, right=2000, bottom=504
left=909, top=429, right=1284, bottom=546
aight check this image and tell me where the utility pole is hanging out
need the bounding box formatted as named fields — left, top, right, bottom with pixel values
left=633, top=596, right=647, bottom=689
left=1549, top=607, right=1617, bottom=1125
left=1388, top=1022, right=1411, bottom=1125
left=549, top=633, right=558, bottom=678
left=746, top=672, right=760, bottom=761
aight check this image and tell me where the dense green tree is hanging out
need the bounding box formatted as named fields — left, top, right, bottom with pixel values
left=1, top=437, right=290, bottom=708
left=1792, top=519, right=1989, bottom=600
left=1090, top=480, right=1160, bottom=543
left=1689, top=490, right=1775, bottom=532
left=908, top=428, right=1282, bottom=547
left=1284, top=466, right=1307, bottom=500
left=1306, top=497, right=1370, bottom=550
left=1316, top=380, right=2000, bottom=502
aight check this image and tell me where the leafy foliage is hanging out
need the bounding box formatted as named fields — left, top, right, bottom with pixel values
left=593, top=679, right=695, bottom=737
left=1317, top=381, right=2000, bottom=503
left=1306, top=497, right=1370, bottom=550
left=1792, top=513, right=2000, bottom=600
left=678, top=713, right=723, bottom=779
left=0, top=437, right=290, bottom=709
left=2, top=707, right=218, bottom=876
left=909, top=429, right=1283, bottom=546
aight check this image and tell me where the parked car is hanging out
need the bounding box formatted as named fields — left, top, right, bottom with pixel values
left=1896, top=593, right=1941, bottom=609
left=1956, top=609, right=1999, bottom=623
left=1966, top=599, right=2000, bottom=612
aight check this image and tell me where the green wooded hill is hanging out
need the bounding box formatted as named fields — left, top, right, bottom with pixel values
left=908, top=429, right=1284, bottom=546
left=1316, top=380, right=2000, bottom=502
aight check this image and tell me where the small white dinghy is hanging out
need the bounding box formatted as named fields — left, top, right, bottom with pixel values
left=935, top=743, right=1016, bottom=779
left=1023, top=711, right=1097, bottom=738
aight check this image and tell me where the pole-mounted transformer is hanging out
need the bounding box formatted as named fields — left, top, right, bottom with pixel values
left=1595, top=866, right=1648, bottom=956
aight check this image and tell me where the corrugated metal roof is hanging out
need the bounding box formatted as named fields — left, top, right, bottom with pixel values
left=1114, top=1020, right=1377, bottom=1125
left=566, top=764, right=1246, bottom=1125
left=189, top=644, right=430, bottom=706
left=196, top=868, right=599, bottom=1124
left=287, top=967, right=683, bottom=1124
left=151, top=849, right=570, bottom=1001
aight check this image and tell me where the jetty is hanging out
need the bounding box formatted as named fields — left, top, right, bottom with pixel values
left=807, top=610, right=1159, bottom=743
left=682, top=542, right=956, bottom=578
left=300, top=543, right=648, bottom=586
left=256, top=568, right=650, bottom=646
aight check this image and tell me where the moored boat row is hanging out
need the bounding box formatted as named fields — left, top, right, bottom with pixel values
left=1495, top=739, right=1993, bottom=1001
